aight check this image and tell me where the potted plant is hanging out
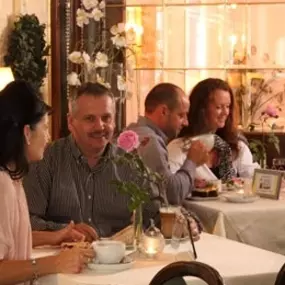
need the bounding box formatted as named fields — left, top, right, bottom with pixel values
left=4, top=14, right=50, bottom=93
left=248, top=104, right=280, bottom=168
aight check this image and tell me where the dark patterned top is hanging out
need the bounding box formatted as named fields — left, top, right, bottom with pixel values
left=210, top=135, right=235, bottom=182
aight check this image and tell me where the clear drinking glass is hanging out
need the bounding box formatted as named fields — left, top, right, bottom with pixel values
left=170, top=215, right=184, bottom=259
left=243, top=178, right=253, bottom=196
left=239, top=164, right=259, bottom=178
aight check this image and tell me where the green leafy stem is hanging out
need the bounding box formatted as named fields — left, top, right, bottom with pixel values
left=110, top=152, right=163, bottom=212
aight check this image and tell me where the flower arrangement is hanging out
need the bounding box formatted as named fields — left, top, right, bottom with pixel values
left=248, top=104, right=281, bottom=168
left=112, top=130, right=163, bottom=248
left=113, top=130, right=162, bottom=212
left=236, top=74, right=284, bottom=129
left=66, top=0, right=137, bottom=103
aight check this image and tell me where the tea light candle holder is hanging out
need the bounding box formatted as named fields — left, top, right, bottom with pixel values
left=140, top=219, right=165, bottom=259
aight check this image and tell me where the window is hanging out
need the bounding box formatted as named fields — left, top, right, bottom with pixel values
left=124, top=0, right=285, bottom=128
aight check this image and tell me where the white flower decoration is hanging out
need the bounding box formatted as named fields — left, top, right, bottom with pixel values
left=82, top=0, right=98, bottom=10
left=76, top=8, right=89, bottom=27
left=68, top=51, right=83, bottom=64
left=91, top=8, right=104, bottom=21
left=67, top=72, right=81, bottom=86
left=95, top=52, right=108, bottom=67
left=117, top=75, right=126, bottom=91
left=85, top=61, right=95, bottom=73
left=82, top=51, right=90, bottom=64
left=68, top=51, right=90, bottom=65
left=110, top=23, right=125, bottom=35
left=96, top=73, right=111, bottom=89
left=99, top=0, right=105, bottom=9
left=111, top=34, right=127, bottom=48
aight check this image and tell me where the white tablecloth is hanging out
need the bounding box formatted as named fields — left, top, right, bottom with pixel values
left=184, top=198, right=285, bottom=254
left=34, top=233, right=285, bottom=285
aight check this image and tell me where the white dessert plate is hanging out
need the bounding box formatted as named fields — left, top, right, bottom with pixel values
left=88, top=256, right=134, bottom=273
left=189, top=196, right=219, bottom=201
left=165, top=236, right=189, bottom=243
left=221, top=193, right=259, bottom=203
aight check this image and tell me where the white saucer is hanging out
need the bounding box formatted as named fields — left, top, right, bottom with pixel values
left=88, top=257, right=134, bottom=273
left=190, top=196, right=219, bottom=201
left=165, top=236, right=189, bottom=243
left=222, top=194, right=259, bottom=203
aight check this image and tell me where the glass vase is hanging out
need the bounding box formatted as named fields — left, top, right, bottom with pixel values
left=133, top=204, right=143, bottom=251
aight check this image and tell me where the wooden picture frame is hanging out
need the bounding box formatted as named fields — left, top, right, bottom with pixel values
left=252, top=169, right=283, bottom=200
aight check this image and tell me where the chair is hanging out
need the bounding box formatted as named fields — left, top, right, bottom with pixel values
left=275, top=263, right=285, bottom=285
left=149, top=261, right=224, bottom=285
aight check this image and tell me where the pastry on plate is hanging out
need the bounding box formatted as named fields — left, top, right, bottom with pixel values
left=111, top=225, right=134, bottom=246
left=224, top=178, right=244, bottom=191
left=192, top=180, right=219, bottom=198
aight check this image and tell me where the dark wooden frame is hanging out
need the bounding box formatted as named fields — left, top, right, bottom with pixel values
left=50, top=0, right=126, bottom=140
left=50, top=0, right=62, bottom=140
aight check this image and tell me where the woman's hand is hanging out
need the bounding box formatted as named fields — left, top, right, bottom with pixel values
left=54, top=247, right=95, bottom=273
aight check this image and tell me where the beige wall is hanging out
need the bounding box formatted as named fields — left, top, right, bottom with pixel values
left=0, top=0, right=51, bottom=104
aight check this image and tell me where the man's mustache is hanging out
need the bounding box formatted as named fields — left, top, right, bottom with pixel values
left=87, top=132, right=107, bottom=138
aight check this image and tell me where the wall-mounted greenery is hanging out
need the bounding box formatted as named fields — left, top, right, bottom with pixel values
left=4, top=14, right=50, bottom=93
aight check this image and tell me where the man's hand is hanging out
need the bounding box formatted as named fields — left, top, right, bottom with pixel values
left=73, top=223, right=99, bottom=242
left=187, top=140, right=209, bottom=166
left=179, top=207, right=202, bottom=242
left=53, top=221, right=85, bottom=245
left=176, top=211, right=201, bottom=242
left=187, top=216, right=200, bottom=242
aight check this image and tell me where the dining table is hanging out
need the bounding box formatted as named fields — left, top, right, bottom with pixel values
left=184, top=197, right=285, bottom=255
left=34, top=232, right=285, bottom=285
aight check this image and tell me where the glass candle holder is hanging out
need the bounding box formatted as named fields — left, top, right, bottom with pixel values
left=140, top=219, right=165, bottom=258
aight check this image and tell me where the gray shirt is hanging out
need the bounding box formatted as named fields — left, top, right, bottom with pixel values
left=23, top=135, right=160, bottom=237
left=127, top=117, right=195, bottom=205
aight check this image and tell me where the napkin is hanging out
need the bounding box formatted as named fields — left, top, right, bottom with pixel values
left=195, top=164, right=218, bottom=180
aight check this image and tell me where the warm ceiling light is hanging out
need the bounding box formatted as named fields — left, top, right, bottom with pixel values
left=0, top=67, right=14, bottom=91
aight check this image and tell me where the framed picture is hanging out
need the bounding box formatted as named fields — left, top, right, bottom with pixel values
left=252, top=169, right=283, bottom=199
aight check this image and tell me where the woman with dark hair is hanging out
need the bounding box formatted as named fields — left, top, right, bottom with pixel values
left=167, top=78, right=258, bottom=181
left=0, top=81, right=94, bottom=285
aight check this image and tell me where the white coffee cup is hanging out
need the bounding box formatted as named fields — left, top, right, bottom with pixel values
left=191, top=134, right=215, bottom=151
left=91, top=240, right=126, bottom=264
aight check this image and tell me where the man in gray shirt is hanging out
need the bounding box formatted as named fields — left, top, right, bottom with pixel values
left=23, top=83, right=161, bottom=240
left=128, top=83, right=209, bottom=205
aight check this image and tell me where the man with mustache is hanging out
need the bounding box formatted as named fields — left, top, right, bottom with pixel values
left=23, top=82, right=161, bottom=241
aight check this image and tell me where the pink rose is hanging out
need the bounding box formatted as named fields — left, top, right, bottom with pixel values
left=263, top=104, right=278, bottom=118
left=117, top=130, right=140, bottom=152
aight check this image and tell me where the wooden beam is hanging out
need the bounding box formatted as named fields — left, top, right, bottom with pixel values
left=50, top=0, right=62, bottom=140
